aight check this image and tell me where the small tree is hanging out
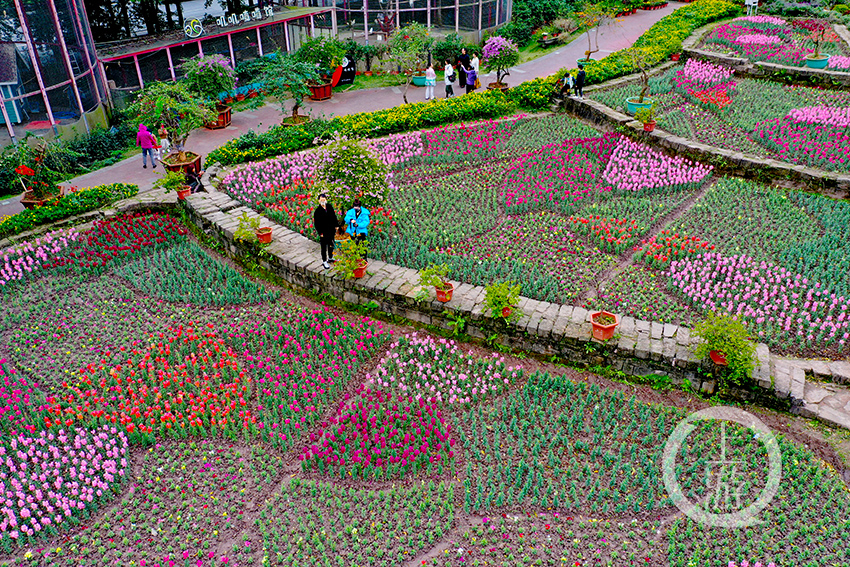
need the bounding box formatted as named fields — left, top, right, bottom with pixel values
left=128, top=81, right=215, bottom=162
left=315, top=135, right=389, bottom=208
left=794, top=18, right=833, bottom=59
left=628, top=46, right=654, bottom=103
left=294, top=36, right=348, bottom=81
left=482, top=35, right=520, bottom=87
left=181, top=54, right=238, bottom=101
left=577, top=3, right=615, bottom=61
left=387, top=23, right=434, bottom=104
left=261, top=52, right=320, bottom=122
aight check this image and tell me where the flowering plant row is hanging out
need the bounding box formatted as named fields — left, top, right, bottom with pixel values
left=633, top=229, right=715, bottom=269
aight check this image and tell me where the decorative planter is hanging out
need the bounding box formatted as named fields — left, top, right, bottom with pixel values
left=501, top=306, right=513, bottom=318
left=643, top=120, right=656, bottom=132
left=626, top=97, right=653, bottom=115
left=353, top=259, right=368, bottom=279
left=223, top=96, right=234, bottom=104
left=256, top=227, right=272, bottom=244
left=670, top=52, right=681, bottom=61
left=20, top=193, right=60, bottom=209
left=205, top=106, right=232, bottom=130
left=162, top=152, right=202, bottom=175
left=235, top=93, right=246, bottom=101
left=709, top=350, right=728, bottom=366
left=177, top=187, right=191, bottom=200
left=805, top=55, right=830, bottom=69
left=411, top=75, right=427, bottom=86
left=590, top=310, right=620, bottom=341
left=365, top=71, right=373, bottom=76
left=435, top=282, right=454, bottom=303
left=247, top=90, right=258, bottom=98
left=280, top=115, right=311, bottom=127
left=576, top=58, right=594, bottom=67
left=308, top=81, right=333, bottom=101
left=487, top=82, right=509, bottom=93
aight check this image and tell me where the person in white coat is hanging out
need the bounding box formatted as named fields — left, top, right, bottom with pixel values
left=443, top=61, right=456, bottom=98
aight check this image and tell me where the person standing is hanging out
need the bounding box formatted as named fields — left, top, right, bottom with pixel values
left=444, top=60, right=456, bottom=98
left=157, top=125, right=171, bottom=157
left=471, top=52, right=481, bottom=90
left=575, top=66, right=586, bottom=98
left=344, top=198, right=370, bottom=259
left=465, top=63, right=477, bottom=95
left=424, top=64, right=436, bottom=100
left=314, top=193, right=339, bottom=270
left=457, top=48, right=470, bottom=92
left=136, top=124, right=156, bottom=169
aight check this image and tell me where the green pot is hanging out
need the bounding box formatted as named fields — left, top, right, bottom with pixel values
left=412, top=75, right=427, bottom=86
left=626, top=97, right=653, bottom=115
left=805, top=55, right=830, bottom=69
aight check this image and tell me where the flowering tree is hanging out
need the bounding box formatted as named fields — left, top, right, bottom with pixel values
left=482, top=35, right=519, bottom=87
left=577, top=3, right=615, bottom=61
left=315, top=135, right=389, bottom=208
left=181, top=54, right=238, bottom=101
left=388, top=22, right=434, bottom=104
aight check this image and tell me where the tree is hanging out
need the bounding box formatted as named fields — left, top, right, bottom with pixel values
left=628, top=47, right=654, bottom=103
left=482, top=36, right=519, bottom=87
left=127, top=82, right=216, bottom=162
left=577, top=3, right=615, bottom=61
left=261, top=52, right=320, bottom=122
left=181, top=54, right=238, bottom=101
left=294, top=36, right=348, bottom=81
left=315, top=136, right=389, bottom=208
left=387, top=23, right=433, bottom=104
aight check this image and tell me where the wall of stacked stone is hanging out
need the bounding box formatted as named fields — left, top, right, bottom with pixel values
left=682, top=48, right=850, bottom=87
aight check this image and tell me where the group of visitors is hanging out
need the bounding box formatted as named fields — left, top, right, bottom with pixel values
left=422, top=47, right=482, bottom=101
left=313, top=195, right=370, bottom=270
left=560, top=65, right=587, bottom=99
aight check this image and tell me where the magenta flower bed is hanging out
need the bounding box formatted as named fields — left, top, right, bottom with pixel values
left=751, top=116, right=850, bottom=171
left=0, top=359, right=45, bottom=436
left=602, top=137, right=713, bottom=193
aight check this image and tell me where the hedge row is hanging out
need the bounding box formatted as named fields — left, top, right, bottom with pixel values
left=0, top=183, right=138, bottom=239
left=206, top=0, right=739, bottom=169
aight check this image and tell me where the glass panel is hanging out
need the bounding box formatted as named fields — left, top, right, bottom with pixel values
left=230, top=30, right=259, bottom=62
left=76, top=71, right=99, bottom=112
left=259, top=23, right=288, bottom=53
left=201, top=36, right=231, bottom=59
left=170, top=43, right=202, bottom=79
left=46, top=84, right=79, bottom=122
left=21, top=0, right=72, bottom=88
left=286, top=19, right=311, bottom=53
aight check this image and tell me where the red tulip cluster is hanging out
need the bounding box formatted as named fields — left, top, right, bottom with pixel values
left=569, top=216, right=640, bottom=254
left=688, top=86, right=734, bottom=112
left=299, top=387, right=454, bottom=479
left=633, top=229, right=714, bottom=269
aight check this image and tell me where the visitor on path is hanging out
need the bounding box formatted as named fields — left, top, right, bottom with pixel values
left=186, top=169, right=205, bottom=194
left=575, top=67, right=586, bottom=98
left=561, top=72, right=575, bottom=98
left=444, top=61, right=456, bottom=98
left=157, top=125, right=171, bottom=157
left=471, top=53, right=481, bottom=90
left=424, top=64, right=436, bottom=100
left=344, top=198, right=371, bottom=260
left=464, top=64, right=477, bottom=95
left=136, top=124, right=156, bottom=169
left=314, top=192, right=339, bottom=270
left=457, top=48, right=470, bottom=91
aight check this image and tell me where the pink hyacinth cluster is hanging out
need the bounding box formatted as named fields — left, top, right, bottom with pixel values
left=787, top=106, right=850, bottom=128
left=368, top=333, right=521, bottom=404
left=0, top=359, right=44, bottom=436
left=735, top=34, right=783, bottom=45
left=300, top=387, right=454, bottom=477
left=673, top=59, right=735, bottom=94
left=669, top=252, right=850, bottom=350
left=736, top=15, right=786, bottom=25
left=0, top=227, right=80, bottom=289
left=602, top=137, right=713, bottom=193
left=0, top=426, right=128, bottom=541
left=828, top=55, right=850, bottom=71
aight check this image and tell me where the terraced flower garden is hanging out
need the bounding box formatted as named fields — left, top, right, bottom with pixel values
left=222, top=110, right=850, bottom=358
left=0, top=204, right=848, bottom=567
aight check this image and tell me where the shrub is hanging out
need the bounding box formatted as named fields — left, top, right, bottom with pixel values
left=691, top=311, right=757, bottom=387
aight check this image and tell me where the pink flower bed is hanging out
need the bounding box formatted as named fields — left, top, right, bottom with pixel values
left=602, top=137, right=713, bottom=193
left=828, top=55, right=850, bottom=71
left=0, top=228, right=81, bottom=289
left=735, top=34, right=783, bottom=45
left=788, top=106, right=850, bottom=128
left=751, top=117, right=850, bottom=171
left=0, top=359, right=45, bottom=436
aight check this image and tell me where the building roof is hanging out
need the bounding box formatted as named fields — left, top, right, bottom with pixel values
left=96, top=6, right=330, bottom=61
left=0, top=44, right=18, bottom=84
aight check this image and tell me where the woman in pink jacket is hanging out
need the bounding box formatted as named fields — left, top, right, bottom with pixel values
left=136, top=124, right=156, bottom=169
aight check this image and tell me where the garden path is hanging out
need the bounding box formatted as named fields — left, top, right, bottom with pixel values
left=0, top=1, right=686, bottom=219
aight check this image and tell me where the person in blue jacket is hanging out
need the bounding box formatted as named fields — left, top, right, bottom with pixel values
left=344, top=198, right=370, bottom=259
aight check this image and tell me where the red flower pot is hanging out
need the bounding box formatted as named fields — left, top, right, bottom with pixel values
left=353, top=259, right=368, bottom=278
left=671, top=53, right=681, bottom=61
left=177, top=187, right=191, bottom=200
left=590, top=310, right=619, bottom=341
left=309, top=81, right=333, bottom=101
left=256, top=227, right=272, bottom=244
left=436, top=282, right=454, bottom=303
left=709, top=350, right=728, bottom=366
left=644, top=120, right=656, bottom=132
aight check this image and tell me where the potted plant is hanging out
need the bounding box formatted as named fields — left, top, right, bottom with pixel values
left=128, top=82, right=215, bottom=174
left=181, top=54, right=237, bottom=130
left=796, top=19, right=832, bottom=69
left=418, top=263, right=454, bottom=302
left=482, top=35, right=519, bottom=91
left=635, top=103, right=657, bottom=132
left=691, top=312, right=757, bottom=388
left=576, top=4, right=614, bottom=66
left=234, top=212, right=273, bottom=244
left=262, top=51, right=320, bottom=126
left=153, top=169, right=191, bottom=200
left=387, top=23, right=434, bottom=104
left=361, top=44, right=378, bottom=76
left=335, top=238, right=369, bottom=279
left=295, top=37, right=347, bottom=101
left=590, top=310, right=620, bottom=340
left=667, top=39, right=683, bottom=61
left=484, top=280, right=521, bottom=319
left=15, top=141, right=62, bottom=209
left=625, top=47, right=654, bottom=114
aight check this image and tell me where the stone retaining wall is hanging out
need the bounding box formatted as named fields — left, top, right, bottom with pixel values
left=682, top=48, right=850, bottom=87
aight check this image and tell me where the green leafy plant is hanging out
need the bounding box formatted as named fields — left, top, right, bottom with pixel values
left=294, top=36, right=348, bottom=80
left=577, top=4, right=615, bottom=61
left=446, top=312, right=467, bottom=337
left=152, top=170, right=189, bottom=193
left=261, top=51, right=320, bottom=122
left=315, top=136, right=389, bottom=208
left=234, top=212, right=261, bottom=243
left=418, top=264, right=451, bottom=291
left=634, top=102, right=656, bottom=124
left=387, top=23, right=434, bottom=104
left=181, top=54, right=238, bottom=101
left=691, top=311, right=756, bottom=387
left=334, top=238, right=369, bottom=279
left=484, top=280, right=521, bottom=319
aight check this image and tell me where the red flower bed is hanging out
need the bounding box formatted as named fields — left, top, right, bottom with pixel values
left=633, top=230, right=715, bottom=268
left=569, top=216, right=641, bottom=254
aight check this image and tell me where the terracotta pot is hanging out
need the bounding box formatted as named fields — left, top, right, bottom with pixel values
left=162, top=152, right=202, bottom=175
left=501, top=306, right=513, bottom=318
left=590, top=310, right=619, bottom=341
left=205, top=106, right=232, bottom=130
left=235, top=94, right=246, bottom=101
left=20, top=193, right=60, bottom=209
left=308, top=81, right=333, bottom=101
left=487, top=82, right=509, bottom=93
left=177, top=187, right=191, bottom=200
left=435, top=282, right=454, bottom=303
left=223, top=96, right=234, bottom=104
left=353, top=259, right=368, bottom=279
left=643, top=120, right=656, bottom=132
left=709, top=350, right=728, bottom=366
left=671, top=53, right=681, bottom=61
left=256, top=227, right=272, bottom=244
left=365, top=71, right=373, bottom=76
left=247, top=90, right=258, bottom=98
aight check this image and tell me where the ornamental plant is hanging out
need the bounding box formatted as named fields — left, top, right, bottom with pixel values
left=691, top=311, right=756, bottom=387
left=387, top=23, right=434, bottom=104
left=793, top=18, right=831, bottom=58
left=418, top=263, right=451, bottom=291
left=294, top=36, right=347, bottom=80
left=315, top=135, right=390, bottom=208
left=181, top=54, right=238, bottom=101
left=334, top=237, right=368, bottom=279
left=151, top=169, right=188, bottom=193
left=234, top=211, right=261, bottom=243
left=484, top=280, right=521, bottom=319
left=576, top=3, right=615, bottom=61
left=261, top=52, right=320, bottom=122
left=482, top=36, right=519, bottom=87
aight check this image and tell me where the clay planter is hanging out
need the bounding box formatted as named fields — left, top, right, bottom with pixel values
left=256, top=227, right=272, bottom=244
left=709, top=350, right=728, bottom=366
left=487, top=82, right=509, bottom=93
left=235, top=93, right=246, bottom=101
left=309, top=81, right=333, bottom=101
left=365, top=71, right=373, bottom=76
left=411, top=75, right=427, bottom=86
left=353, top=259, right=368, bottom=279
left=671, top=52, right=681, bottom=61
left=205, top=106, right=232, bottom=130
left=280, top=115, right=311, bottom=127
left=435, top=282, right=454, bottom=303
left=247, top=90, right=258, bottom=98
left=643, top=120, right=656, bottom=132
left=177, top=187, right=191, bottom=200
left=223, top=96, right=234, bottom=104
left=162, top=152, right=202, bottom=175
left=590, top=310, right=620, bottom=341
left=501, top=306, right=513, bottom=318
left=20, top=193, right=60, bottom=209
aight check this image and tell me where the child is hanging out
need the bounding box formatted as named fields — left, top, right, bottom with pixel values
left=444, top=61, right=456, bottom=98
left=424, top=64, right=436, bottom=100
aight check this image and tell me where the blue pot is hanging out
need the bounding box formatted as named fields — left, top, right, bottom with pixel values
left=412, top=75, right=427, bottom=86
left=626, top=97, right=653, bottom=115
left=805, top=55, right=830, bottom=69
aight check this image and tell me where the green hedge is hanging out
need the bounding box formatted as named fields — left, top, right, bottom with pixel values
left=0, top=183, right=138, bottom=239
left=206, top=0, right=739, bottom=169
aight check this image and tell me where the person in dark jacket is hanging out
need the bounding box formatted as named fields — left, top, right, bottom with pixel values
left=313, top=193, right=339, bottom=269
left=186, top=169, right=205, bottom=193
left=457, top=48, right=470, bottom=93
left=575, top=66, right=586, bottom=98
